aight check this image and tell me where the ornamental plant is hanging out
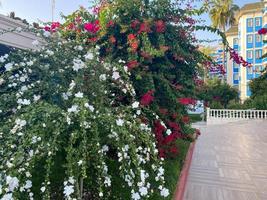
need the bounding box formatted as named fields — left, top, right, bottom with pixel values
left=57, top=0, right=207, bottom=158
left=0, top=37, right=170, bottom=199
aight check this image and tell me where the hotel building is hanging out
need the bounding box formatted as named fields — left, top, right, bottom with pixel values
left=226, top=1, right=267, bottom=102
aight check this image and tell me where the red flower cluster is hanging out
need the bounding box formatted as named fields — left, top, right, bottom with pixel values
left=107, top=20, right=115, bottom=28
left=127, top=34, right=139, bottom=52
left=44, top=22, right=61, bottom=32
left=109, top=36, right=116, bottom=44
left=140, top=90, right=154, bottom=106
left=182, top=116, right=190, bottom=124
left=138, top=21, right=151, bottom=34
left=228, top=47, right=251, bottom=67
left=126, top=60, right=139, bottom=70
left=131, top=19, right=140, bottom=29
left=258, top=28, right=267, bottom=35
left=178, top=97, right=196, bottom=105
left=84, top=20, right=100, bottom=34
left=153, top=120, right=182, bottom=158
left=155, top=20, right=166, bottom=33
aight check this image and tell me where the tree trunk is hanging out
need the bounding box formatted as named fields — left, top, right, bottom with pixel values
left=222, top=26, right=226, bottom=82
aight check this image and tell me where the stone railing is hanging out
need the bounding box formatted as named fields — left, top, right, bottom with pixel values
left=206, top=108, right=267, bottom=124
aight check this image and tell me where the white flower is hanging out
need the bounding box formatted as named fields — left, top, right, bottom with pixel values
left=17, top=99, right=31, bottom=105
left=84, top=52, right=94, bottom=60
left=99, top=74, right=107, bottom=81
left=62, top=93, right=69, bottom=100
left=68, top=177, right=75, bottom=185
left=32, top=40, right=39, bottom=46
left=1, top=193, right=13, bottom=200
left=6, top=176, right=19, bottom=192
left=136, top=110, right=141, bottom=115
left=43, top=31, right=51, bottom=37
left=84, top=103, right=95, bottom=112
left=99, top=192, right=103, bottom=197
left=77, top=46, right=83, bottom=51
left=131, top=192, right=141, bottom=200
left=166, top=129, right=172, bottom=136
left=74, top=92, right=84, bottom=98
left=19, top=76, right=26, bottom=82
left=116, top=119, right=124, bottom=126
left=160, top=188, right=169, bottom=197
left=102, top=145, right=109, bottom=152
left=104, top=177, right=111, bottom=187
left=77, top=160, right=83, bottom=166
left=24, top=180, right=32, bottom=189
left=132, top=101, right=139, bottom=109
left=4, top=63, right=13, bottom=71
left=46, top=50, right=54, bottom=56
left=68, top=105, right=79, bottom=113
left=40, top=186, right=46, bottom=193
left=15, top=119, right=27, bottom=127
left=139, top=187, right=148, bottom=196
left=69, top=80, right=76, bottom=90
left=34, top=95, right=41, bottom=102
left=112, top=71, right=120, bottom=80
left=72, top=58, right=85, bottom=71
left=63, top=185, right=74, bottom=197
left=26, top=61, right=34, bottom=66
left=0, top=78, right=4, bottom=85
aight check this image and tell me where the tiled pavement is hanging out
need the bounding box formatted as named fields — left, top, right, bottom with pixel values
left=183, top=120, right=267, bottom=200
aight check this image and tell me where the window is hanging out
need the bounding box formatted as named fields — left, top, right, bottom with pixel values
left=247, top=35, right=253, bottom=43
left=255, top=18, right=261, bottom=26
left=256, top=35, right=261, bottom=43
left=234, top=73, right=239, bottom=81
left=233, top=38, right=238, bottom=45
left=233, top=62, right=239, bottom=68
left=247, top=50, right=253, bottom=59
left=255, top=50, right=262, bottom=59
left=247, top=67, right=253, bottom=74
left=247, top=18, right=253, bottom=27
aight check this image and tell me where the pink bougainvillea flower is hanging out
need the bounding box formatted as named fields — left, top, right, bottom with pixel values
left=155, top=20, right=166, bottom=33
left=178, top=97, right=196, bottom=105
left=127, top=34, right=136, bottom=41
left=88, top=37, right=98, bottom=42
left=258, top=28, right=267, bottom=35
left=107, top=20, right=115, bottom=28
left=138, top=21, right=151, bottom=34
left=51, top=22, right=61, bottom=30
left=44, top=22, right=60, bottom=32
left=44, top=26, right=50, bottom=31
left=131, top=19, right=140, bottom=29
left=84, top=20, right=100, bottom=34
left=140, top=90, right=155, bottom=106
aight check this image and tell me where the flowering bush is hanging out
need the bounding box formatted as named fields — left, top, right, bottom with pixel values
left=0, top=37, right=172, bottom=199
left=56, top=0, right=207, bottom=158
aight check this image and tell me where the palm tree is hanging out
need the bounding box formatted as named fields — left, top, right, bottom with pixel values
left=209, top=0, right=239, bottom=73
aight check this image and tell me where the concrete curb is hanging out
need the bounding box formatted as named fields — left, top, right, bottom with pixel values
left=173, top=141, right=196, bottom=200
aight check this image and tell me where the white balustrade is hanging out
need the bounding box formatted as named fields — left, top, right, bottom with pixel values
left=206, top=108, right=267, bottom=124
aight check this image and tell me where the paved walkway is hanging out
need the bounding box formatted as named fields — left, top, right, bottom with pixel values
left=183, top=120, right=267, bottom=200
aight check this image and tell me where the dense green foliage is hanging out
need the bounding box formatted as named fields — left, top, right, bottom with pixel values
left=197, top=78, right=239, bottom=108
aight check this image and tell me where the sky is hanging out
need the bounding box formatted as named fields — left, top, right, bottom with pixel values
left=0, top=0, right=261, bottom=43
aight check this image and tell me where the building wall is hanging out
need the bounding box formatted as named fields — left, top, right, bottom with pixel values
left=227, top=4, right=266, bottom=102
left=226, top=34, right=239, bottom=89
left=0, top=14, right=43, bottom=50
left=239, top=10, right=263, bottom=102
